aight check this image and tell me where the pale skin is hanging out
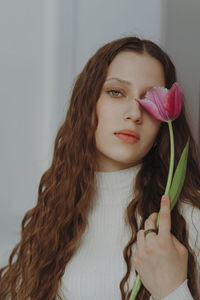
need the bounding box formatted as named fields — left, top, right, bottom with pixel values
left=133, top=195, right=188, bottom=300
left=95, top=51, right=164, bottom=172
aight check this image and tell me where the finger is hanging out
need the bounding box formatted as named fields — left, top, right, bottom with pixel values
left=144, top=212, right=158, bottom=240
left=158, top=195, right=171, bottom=238
left=136, top=229, right=145, bottom=252
left=144, top=212, right=158, bottom=231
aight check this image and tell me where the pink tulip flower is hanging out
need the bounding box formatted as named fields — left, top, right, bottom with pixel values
left=136, top=82, right=183, bottom=122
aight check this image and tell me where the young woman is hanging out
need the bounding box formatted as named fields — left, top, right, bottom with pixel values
left=0, top=36, right=199, bottom=300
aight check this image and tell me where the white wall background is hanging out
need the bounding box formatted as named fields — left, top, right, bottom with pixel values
left=0, top=0, right=199, bottom=266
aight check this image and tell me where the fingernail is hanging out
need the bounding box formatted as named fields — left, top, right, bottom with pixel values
left=162, top=195, right=168, bottom=201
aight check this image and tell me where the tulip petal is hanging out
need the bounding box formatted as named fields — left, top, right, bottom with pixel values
left=164, top=82, right=183, bottom=120
left=145, top=87, right=169, bottom=119
left=173, top=82, right=183, bottom=118
left=136, top=86, right=169, bottom=121
left=136, top=98, right=166, bottom=122
left=136, top=83, right=183, bottom=122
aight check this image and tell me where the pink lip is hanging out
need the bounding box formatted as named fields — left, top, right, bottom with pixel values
left=114, top=129, right=140, bottom=144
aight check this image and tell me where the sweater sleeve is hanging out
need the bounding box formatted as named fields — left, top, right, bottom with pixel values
left=149, top=279, right=194, bottom=300
left=181, top=202, right=200, bottom=293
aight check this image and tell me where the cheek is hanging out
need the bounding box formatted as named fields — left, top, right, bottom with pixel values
left=151, top=120, right=161, bottom=134
left=95, top=107, right=116, bottom=151
left=96, top=100, right=116, bottom=132
left=153, top=120, right=161, bottom=136
left=143, top=118, right=161, bottom=143
left=95, top=110, right=107, bottom=145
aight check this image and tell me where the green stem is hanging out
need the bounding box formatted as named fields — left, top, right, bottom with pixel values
left=129, top=120, right=175, bottom=300
left=164, top=121, right=175, bottom=195
left=156, top=121, right=174, bottom=227
left=129, top=275, right=142, bottom=300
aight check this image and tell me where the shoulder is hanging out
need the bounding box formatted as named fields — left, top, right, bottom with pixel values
left=179, top=199, right=200, bottom=221
left=179, top=199, right=200, bottom=227
left=179, top=200, right=200, bottom=256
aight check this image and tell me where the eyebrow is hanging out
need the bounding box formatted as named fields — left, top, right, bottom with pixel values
left=104, top=77, right=155, bottom=90
left=105, top=77, right=131, bottom=85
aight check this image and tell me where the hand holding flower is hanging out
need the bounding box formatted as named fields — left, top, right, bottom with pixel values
left=132, top=195, right=188, bottom=300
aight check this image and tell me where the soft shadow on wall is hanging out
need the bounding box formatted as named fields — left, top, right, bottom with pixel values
left=161, top=0, right=200, bottom=150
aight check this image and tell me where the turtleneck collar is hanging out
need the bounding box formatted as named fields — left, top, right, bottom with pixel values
left=94, top=164, right=142, bottom=190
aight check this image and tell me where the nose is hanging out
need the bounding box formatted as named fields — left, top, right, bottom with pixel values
left=123, top=98, right=142, bottom=124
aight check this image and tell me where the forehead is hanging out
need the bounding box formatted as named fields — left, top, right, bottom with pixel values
left=106, top=51, right=165, bottom=87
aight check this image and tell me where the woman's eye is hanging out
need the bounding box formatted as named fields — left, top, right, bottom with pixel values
left=108, top=89, right=123, bottom=97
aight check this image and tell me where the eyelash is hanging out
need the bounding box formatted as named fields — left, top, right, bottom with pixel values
left=106, top=88, right=148, bottom=99
left=107, top=89, right=125, bottom=98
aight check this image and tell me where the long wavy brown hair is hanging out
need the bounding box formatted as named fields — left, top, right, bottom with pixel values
left=1, top=36, right=200, bottom=300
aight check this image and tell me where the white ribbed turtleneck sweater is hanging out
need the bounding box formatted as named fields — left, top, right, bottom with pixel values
left=60, top=165, right=199, bottom=300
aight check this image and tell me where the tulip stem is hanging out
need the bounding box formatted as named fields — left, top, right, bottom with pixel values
left=156, top=121, right=174, bottom=227
left=129, top=274, right=142, bottom=300
left=129, top=121, right=175, bottom=299
left=164, top=121, right=175, bottom=195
